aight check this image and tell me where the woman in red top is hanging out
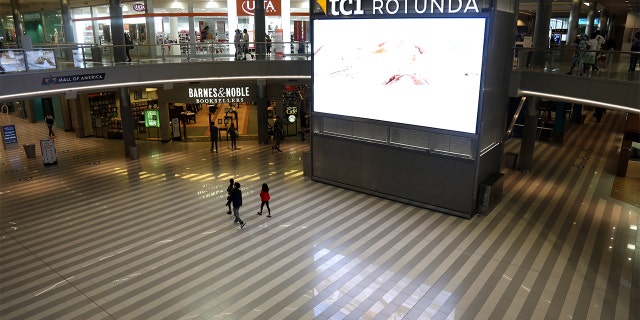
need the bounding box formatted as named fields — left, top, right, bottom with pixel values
left=257, top=183, right=271, bottom=217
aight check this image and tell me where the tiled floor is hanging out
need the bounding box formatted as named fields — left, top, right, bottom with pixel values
left=0, top=110, right=638, bottom=319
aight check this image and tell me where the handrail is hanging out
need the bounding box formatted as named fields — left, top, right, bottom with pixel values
left=512, top=46, right=640, bottom=83
left=0, top=41, right=312, bottom=73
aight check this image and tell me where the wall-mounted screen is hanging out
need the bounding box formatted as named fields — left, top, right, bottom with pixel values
left=0, top=50, right=27, bottom=73
left=25, top=50, right=57, bottom=70
left=313, top=17, right=486, bottom=134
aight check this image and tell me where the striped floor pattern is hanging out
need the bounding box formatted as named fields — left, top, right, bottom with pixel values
left=0, top=110, right=637, bottom=320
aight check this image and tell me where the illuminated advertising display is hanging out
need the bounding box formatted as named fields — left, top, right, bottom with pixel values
left=0, top=50, right=27, bottom=73
left=26, top=50, right=57, bottom=70
left=2, top=125, right=18, bottom=148
left=313, top=16, right=487, bottom=134
left=145, top=110, right=160, bottom=127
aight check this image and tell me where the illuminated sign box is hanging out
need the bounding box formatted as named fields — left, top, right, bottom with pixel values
left=313, top=16, right=487, bottom=134
left=145, top=110, right=160, bottom=127
left=0, top=50, right=27, bottom=73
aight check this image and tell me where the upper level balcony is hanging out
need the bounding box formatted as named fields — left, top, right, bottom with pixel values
left=0, top=42, right=638, bottom=113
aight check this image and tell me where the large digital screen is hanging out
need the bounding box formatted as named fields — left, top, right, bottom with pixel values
left=313, top=17, right=487, bottom=134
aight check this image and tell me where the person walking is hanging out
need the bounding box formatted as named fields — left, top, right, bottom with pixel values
left=124, top=33, right=133, bottom=62
left=257, top=183, right=271, bottom=217
left=272, top=116, right=283, bottom=152
left=229, top=123, right=238, bottom=150
left=226, top=178, right=234, bottom=215
left=45, top=113, right=55, bottom=137
left=230, top=182, right=246, bottom=229
left=242, top=29, right=254, bottom=59
left=210, top=122, right=219, bottom=152
left=629, top=31, right=640, bottom=72
left=233, top=29, right=242, bottom=60
left=566, top=34, right=588, bottom=75
left=265, top=33, right=272, bottom=55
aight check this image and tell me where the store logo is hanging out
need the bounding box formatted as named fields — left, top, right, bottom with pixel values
left=237, top=0, right=280, bottom=16
left=317, top=0, right=480, bottom=15
left=133, top=3, right=146, bottom=12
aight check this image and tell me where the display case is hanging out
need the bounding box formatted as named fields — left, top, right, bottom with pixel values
left=88, top=92, right=117, bottom=138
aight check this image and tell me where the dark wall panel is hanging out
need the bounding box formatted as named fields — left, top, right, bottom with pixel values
left=312, top=134, right=477, bottom=217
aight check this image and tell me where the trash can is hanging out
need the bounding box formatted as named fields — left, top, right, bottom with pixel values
left=23, top=143, right=36, bottom=158
left=129, top=145, right=139, bottom=160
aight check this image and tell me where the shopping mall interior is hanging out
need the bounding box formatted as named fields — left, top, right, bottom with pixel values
left=1, top=0, right=639, bottom=319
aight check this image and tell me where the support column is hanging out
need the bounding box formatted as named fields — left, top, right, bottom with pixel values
left=10, top=0, right=24, bottom=47
left=257, top=79, right=269, bottom=144
left=531, top=0, right=552, bottom=67
left=119, top=87, right=136, bottom=157
left=566, top=0, right=581, bottom=45
left=24, top=100, right=36, bottom=123
left=586, top=2, right=597, bottom=36
left=158, top=84, right=172, bottom=142
left=255, top=0, right=266, bottom=59
left=517, top=96, right=539, bottom=172
left=110, top=0, right=126, bottom=62
left=60, top=0, right=76, bottom=61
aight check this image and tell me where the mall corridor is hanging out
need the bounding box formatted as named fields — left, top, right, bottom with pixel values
left=0, top=109, right=638, bottom=319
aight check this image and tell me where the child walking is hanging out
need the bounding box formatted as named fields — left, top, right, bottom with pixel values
left=257, top=183, right=271, bottom=217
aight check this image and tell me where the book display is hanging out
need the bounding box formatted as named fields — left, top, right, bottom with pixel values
left=88, top=92, right=117, bottom=138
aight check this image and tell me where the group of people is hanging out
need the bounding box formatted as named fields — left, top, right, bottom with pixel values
left=232, top=29, right=273, bottom=60
left=233, top=29, right=254, bottom=60
left=225, top=178, right=272, bottom=230
left=566, top=31, right=605, bottom=76
left=209, top=122, right=238, bottom=152
left=567, top=30, right=640, bottom=76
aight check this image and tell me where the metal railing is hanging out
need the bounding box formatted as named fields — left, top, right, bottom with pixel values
left=513, top=46, right=640, bottom=82
left=0, top=41, right=312, bottom=73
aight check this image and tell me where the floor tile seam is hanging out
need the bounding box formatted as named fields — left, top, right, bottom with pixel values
left=245, top=206, right=442, bottom=319
left=500, top=195, right=604, bottom=318
left=483, top=149, right=609, bottom=315
left=18, top=197, right=225, bottom=269
left=230, top=208, right=436, bottom=318
left=65, top=188, right=342, bottom=304
left=404, top=246, right=488, bottom=319
left=300, top=208, right=445, bottom=319
left=210, top=200, right=418, bottom=316
left=374, top=216, right=468, bottom=317
left=105, top=188, right=368, bottom=316
left=4, top=179, right=201, bottom=245
left=537, top=158, right=617, bottom=320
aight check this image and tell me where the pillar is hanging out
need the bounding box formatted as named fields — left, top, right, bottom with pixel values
left=119, top=87, right=136, bottom=156
left=255, top=0, right=266, bottom=59
left=24, top=99, right=36, bottom=123
left=10, top=0, right=24, bottom=47
left=257, top=80, right=269, bottom=144
left=585, top=2, right=596, bottom=36
left=517, top=96, right=539, bottom=172
left=110, top=0, right=126, bottom=62
left=60, top=0, right=76, bottom=61
left=566, top=0, right=581, bottom=45
left=531, top=0, right=553, bottom=67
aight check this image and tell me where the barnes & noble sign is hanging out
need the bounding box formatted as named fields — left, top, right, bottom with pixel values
left=313, top=0, right=483, bottom=15
left=187, top=86, right=253, bottom=104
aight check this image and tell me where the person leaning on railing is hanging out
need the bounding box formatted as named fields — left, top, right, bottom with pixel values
left=629, top=31, right=640, bottom=72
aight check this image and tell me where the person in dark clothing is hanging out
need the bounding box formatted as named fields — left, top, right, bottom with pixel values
left=226, top=178, right=234, bottom=214
left=124, top=33, right=133, bottom=62
left=629, top=31, right=640, bottom=72
left=229, top=123, right=238, bottom=150
left=45, top=113, right=55, bottom=137
left=210, top=122, right=218, bottom=152
left=272, top=116, right=283, bottom=152
left=230, top=182, right=245, bottom=229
